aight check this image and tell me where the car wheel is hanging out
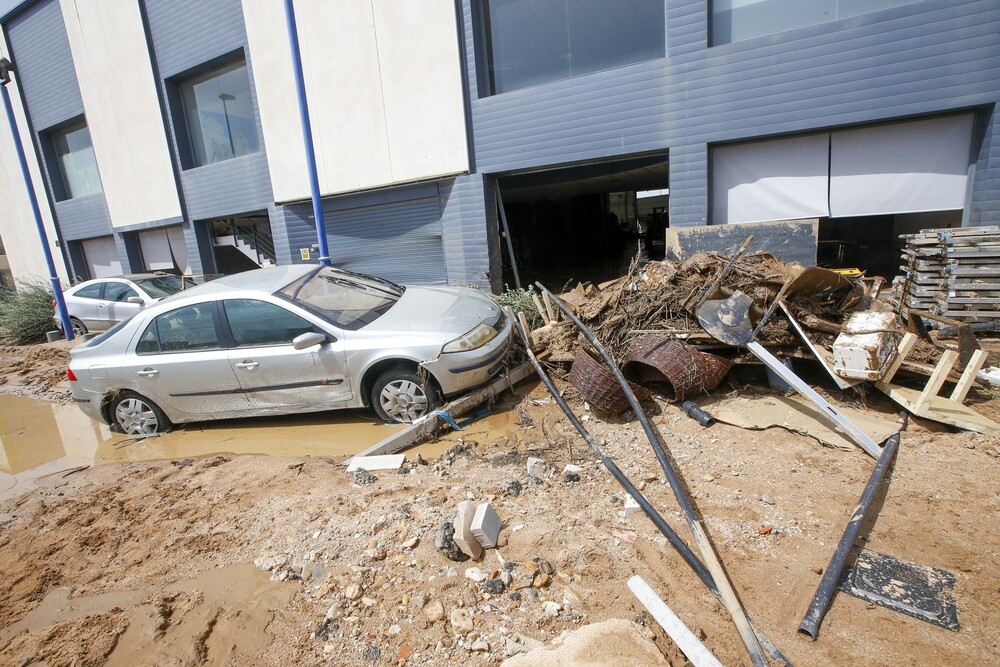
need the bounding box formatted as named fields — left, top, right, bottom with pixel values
left=111, top=391, right=169, bottom=435
left=70, top=317, right=87, bottom=337
left=371, top=367, right=439, bottom=424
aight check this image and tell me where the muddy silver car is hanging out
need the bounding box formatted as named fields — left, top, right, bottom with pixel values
left=67, top=265, right=512, bottom=433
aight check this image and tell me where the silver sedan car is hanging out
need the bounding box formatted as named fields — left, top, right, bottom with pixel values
left=56, top=274, right=185, bottom=336
left=68, top=265, right=512, bottom=433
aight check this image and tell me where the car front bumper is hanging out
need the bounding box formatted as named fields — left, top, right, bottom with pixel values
left=422, top=319, right=514, bottom=397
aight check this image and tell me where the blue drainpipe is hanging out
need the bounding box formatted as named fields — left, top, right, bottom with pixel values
left=283, top=0, right=330, bottom=266
left=0, top=59, right=74, bottom=340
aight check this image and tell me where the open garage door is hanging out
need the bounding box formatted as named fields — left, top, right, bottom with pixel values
left=496, top=153, right=668, bottom=289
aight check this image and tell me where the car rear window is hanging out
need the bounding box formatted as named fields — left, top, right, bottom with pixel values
left=136, top=303, right=219, bottom=354
left=74, top=283, right=103, bottom=299
left=279, top=267, right=402, bottom=331
left=134, top=275, right=184, bottom=299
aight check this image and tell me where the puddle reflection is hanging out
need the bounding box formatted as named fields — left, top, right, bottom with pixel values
left=0, top=378, right=539, bottom=498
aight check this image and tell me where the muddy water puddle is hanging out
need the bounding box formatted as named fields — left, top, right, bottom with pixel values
left=0, top=380, right=541, bottom=500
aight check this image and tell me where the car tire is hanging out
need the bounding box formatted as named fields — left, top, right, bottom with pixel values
left=70, top=317, right=87, bottom=337
left=110, top=390, right=170, bottom=435
left=370, top=367, right=439, bottom=424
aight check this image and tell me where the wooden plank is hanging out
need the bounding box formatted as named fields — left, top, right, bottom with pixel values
left=541, top=291, right=557, bottom=323
left=914, top=350, right=958, bottom=414
left=950, top=349, right=988, bottom=403
left=874, top=382, right=1000, bottom=435
left=531, top=294, right=550, bottom=324
left=516, top=311, right=532, bottom=349
left=882, top=333, right=918, bottom=384
left=353, top=362, right=536, bottom=458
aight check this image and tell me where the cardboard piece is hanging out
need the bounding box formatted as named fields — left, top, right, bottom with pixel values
left=708, top=395, right=898, bottom=451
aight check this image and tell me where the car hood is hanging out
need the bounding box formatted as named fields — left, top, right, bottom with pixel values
left=363, top=286, right=500, bottom=336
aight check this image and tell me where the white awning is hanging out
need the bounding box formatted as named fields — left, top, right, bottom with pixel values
left=829, top=114, right=973, bottom=218
left=81, top=236, right=122, bottom=278
left=712, top=133, right=830, bottom=224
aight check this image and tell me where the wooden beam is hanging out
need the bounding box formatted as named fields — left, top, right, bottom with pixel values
left=881, top=332, right=918, bottom=384
left=950, top=349, right=988, bottom=403
left=914, top=350, right=958, bottom=414
left=352, top=362, right=535, bottom=458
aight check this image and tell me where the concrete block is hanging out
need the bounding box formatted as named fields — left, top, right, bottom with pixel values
left=452, top=500, right=483, bottom=560
left=624, top=496, right=641, bottom=517
left=346, top=454, right=405, bottom=472
left=471, top=502, right=501, bottom=548
left=832, top=311, right=901, bottom=380
left=526, top=457, right=546, bottom=476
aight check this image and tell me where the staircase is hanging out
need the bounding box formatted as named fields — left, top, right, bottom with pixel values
left=230, top=219, right=277, bottom=267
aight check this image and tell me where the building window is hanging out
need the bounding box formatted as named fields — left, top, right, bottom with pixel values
left=481, top=0, right=665, bottom=95
left=50, top=121, right=102, bottom=200
left=711, top=0, right=927, bottom=45
left=178, top=60, right=259, bottom=167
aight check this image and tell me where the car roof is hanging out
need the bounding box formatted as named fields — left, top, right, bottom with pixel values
left=73, top=274, right=171, bottom=285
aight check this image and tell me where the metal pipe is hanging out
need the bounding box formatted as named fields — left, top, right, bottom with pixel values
left=283, top=0, right=330, bottom=266
left=0, top=60, right=73, bottom=340
left=495, top=188, right=521, bottom=289
left=510, top=310, right=791, bottom=666
left=798, top=432, right=900, bottom=640
left=681, top=401, right=715, bottom=427
left=518, top=299, right=773, bottom=667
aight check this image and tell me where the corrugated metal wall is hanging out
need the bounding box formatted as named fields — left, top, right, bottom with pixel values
left=459, top=0, right=1000, bottom=233
left=279, top=182, right=447, bottom=285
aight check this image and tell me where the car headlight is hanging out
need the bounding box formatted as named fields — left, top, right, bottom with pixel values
left=442, top=323, right=498, bottom=353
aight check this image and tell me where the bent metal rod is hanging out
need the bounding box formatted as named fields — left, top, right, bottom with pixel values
left=532, top=283, right=771, bottom=667
left=508, top=307, right=791, bottom=667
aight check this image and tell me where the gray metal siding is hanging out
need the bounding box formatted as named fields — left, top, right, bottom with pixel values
left=54, top=195, right=112, bottom=241
left=461, top=0, right=1000, bottom=233
left=970, top=109, right=1000, bottom=226
left=440, top=174, right=491, bottom=285
left=5, top=0, right=82, bottom=130
left=143, top=0, right=273, bottom=223
left=279, top=184, right=448, bottom=285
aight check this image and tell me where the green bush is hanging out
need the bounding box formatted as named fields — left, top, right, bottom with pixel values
left=490, top=286, right=545, bottom=330
left=0, top=279, right=57, bottom=345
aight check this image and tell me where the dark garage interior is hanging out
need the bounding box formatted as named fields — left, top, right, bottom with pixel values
left=496, top=152, right=668, bottom=290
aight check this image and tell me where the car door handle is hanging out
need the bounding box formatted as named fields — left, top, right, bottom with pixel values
left=234, top=360, right=259, bottom=370
left=136, top=368, right=159, bottom=378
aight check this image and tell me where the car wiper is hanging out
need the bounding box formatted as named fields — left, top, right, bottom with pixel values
left=324, top=275, right=400, bottom=298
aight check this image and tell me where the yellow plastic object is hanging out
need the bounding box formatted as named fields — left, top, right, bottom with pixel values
left=833, top=268, right=864, bottom=279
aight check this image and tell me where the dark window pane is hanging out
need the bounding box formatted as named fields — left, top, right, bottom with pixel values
left=223, top=299, right=314, bottom=347
left=180, top=61, right=259, bottom=167
left=51, top=122, right=102, bottom=199
left=135, top=321, right=160, bottom=355
left=104, top=283, right=138, bottom=302
left=484, top=0, right=665, bottom=94
left=75, top=283, right=104, bottom=299
left=154, top=303, right=219, bottom=352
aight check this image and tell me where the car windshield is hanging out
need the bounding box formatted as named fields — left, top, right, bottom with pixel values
left=279, top=267, right=403, bottom=330
left=133, top=275, right=184, bottom=299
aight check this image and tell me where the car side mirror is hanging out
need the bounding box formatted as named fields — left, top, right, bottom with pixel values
left=292, top=332, right=326, bottom=350
left=127, top=296, right=144, bottom=305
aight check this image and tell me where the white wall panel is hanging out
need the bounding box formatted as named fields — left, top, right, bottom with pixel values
left=243, top=0, right=469, bottom=203
left=0, top=41, right=69, bottom=285
left=372, top=0, right=469, bottom=184
left=712, top=133, right=830, bottom=224
left=830, top=114, right=974, bottom=217
left=60, top=0, right=181, bottom=228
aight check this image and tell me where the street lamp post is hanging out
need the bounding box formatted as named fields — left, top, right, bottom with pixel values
left=283, top=0, right=330, bottom=266
left=0, top=58, right=73, bottom=340
left=218, top=92, right=235, bottom=158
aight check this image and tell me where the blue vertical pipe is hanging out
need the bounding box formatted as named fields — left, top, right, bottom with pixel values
left=0, top=74, right=74, bottom=339
left=283, top=0, right=330, bottom=266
